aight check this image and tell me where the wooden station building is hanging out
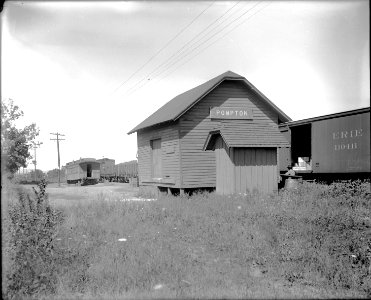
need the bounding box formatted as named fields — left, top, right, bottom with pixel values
left=128, top=71, right=291, bottom=194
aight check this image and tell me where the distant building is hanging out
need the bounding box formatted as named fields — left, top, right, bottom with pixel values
left=128, top=71, right=290, bottom=194
left=65, top=158, right=100, bottom=184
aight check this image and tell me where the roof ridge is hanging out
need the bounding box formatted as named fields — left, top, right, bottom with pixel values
left=128, top=71, right=290, bottom=134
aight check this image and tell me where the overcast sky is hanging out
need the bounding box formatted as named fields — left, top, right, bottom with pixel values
left=1, top=0, right=369, bottom=171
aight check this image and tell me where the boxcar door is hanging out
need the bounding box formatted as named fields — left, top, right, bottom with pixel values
left=87, top=164, right=92, bottom=178
left=151, top=139, right=162, bottom=179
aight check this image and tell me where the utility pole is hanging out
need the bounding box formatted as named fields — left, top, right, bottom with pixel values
left=50, top=132, right=65, bottom=186
left=32, top=141, right=43, bottom=182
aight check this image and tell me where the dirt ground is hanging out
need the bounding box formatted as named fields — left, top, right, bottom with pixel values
left=23, top=182, right=142, bottom=206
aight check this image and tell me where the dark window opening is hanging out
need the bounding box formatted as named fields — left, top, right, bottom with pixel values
left=87, top=164, right=92, bottom=177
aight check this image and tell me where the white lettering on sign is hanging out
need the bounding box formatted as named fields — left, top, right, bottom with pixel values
left=210, top=107, right=253, bottom=119
left=333, top=129, right=362, bottom=140
left=332, top=128, right=363, bottom=151
left=334, top=143, right=358, bottom=151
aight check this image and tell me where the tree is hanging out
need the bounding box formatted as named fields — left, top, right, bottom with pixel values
left=1, top=99, right=39, bottom=177
left=46, top=167, right=66, bottom=183
left=29, top=169, right=45, bottom=181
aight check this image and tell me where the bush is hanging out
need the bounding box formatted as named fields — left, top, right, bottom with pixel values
left=276, top=180, right=371, bottom=294
left=4, top=180, right=63, bottom=299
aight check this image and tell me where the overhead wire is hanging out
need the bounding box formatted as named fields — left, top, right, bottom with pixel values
left=123, top=1, right=243, bottom=94
left=159, top=2, right=272, bottom=81
left=149, top=1, right=262, bottom=82
left=126, top=1, right=267, bottom=97
left=110, top=1, right=215, bottom=95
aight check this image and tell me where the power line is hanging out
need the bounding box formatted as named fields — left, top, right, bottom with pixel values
left=150, top=2, right=262, bottom=82
left=158, top=2, right=272, bottom=81
left=126, top=1, right=265, bottom=96
left=126, top=2, right=262, bottom=96
left=50, top=132, right=65, bottom=187
left=110, top=1, right=215, bottom=95
left=123, top=1, right=244, bottom=94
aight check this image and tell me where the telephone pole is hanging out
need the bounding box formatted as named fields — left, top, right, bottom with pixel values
left=32, top=141, right=43, bottom=182
left=50, top=132, right=65, bottom=186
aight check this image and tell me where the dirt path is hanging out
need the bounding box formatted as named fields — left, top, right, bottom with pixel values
left=23, top=182, right=141, bottom=206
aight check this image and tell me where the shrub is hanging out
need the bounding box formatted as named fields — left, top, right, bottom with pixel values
left=276, top=180, right=371, bottom=295
left=4, top=180, right=63, bottom=299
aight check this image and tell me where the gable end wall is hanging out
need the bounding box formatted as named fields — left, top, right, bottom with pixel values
left=180, top=80, right=280, bottom=188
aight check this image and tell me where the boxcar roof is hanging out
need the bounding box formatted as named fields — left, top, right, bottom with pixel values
left=66, top=158, right=99, bottom=166
left=128, top=71, right=291, bottom=134
left=203, top=123, right=290, bottom=150
left=279, top=107, right=370, bottom=128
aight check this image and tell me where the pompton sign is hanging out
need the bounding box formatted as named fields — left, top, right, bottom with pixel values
left=210, top=107, right=253, bottom=119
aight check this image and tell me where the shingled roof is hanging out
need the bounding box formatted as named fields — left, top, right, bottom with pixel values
left=128, top=71, right=291, bottom=134
left=203, top=123, right=290, bottom=150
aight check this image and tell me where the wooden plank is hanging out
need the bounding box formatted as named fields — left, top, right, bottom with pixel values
left=252, top=149, right=258, bottom=192
left=227, top=145, right=234, bottom=194
left=215, top=136, right=222, bottom=194
left=245, top=149, right=252, bottom=193
left=257, top=150, right=263, bottom=192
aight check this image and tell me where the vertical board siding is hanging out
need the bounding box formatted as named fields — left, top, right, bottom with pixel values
left=180, top=80, right=280, bottom=188
left=137, top=122, right=180, bottom=186
left=215, top=136, right=235, bottom=194
left=233, top=148, right=277, bottom=194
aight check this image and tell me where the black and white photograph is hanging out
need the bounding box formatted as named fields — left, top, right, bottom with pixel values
left=1, top=0, right=370, bottom=298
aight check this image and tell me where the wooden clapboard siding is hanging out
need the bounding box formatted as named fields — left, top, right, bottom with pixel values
left=137, top=122, right=180, bottom=187
left=180, top=80, right=280, bottom=188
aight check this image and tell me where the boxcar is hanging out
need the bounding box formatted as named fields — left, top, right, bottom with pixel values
left=278, top=107, right=370, bottom=180
left=115, top=160, right=138, bottom=182
left=65, top=158, right=100, bottom=185
left=97, top=158, right=116, bottom=180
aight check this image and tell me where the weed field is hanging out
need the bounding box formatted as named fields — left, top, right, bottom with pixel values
left=2, top=180, right=370, bottom=299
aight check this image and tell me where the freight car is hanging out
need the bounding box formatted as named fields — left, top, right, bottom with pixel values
left=114, top=160, right=138, bottom=183
left=97, top=158, right=116, bottom=181
left=278, top=107, right=370, bottom=183
left=65, top=158, right=100, bottom=185
left=96, top=158, right=138, bottom=182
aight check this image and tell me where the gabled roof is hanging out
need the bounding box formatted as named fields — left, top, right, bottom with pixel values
left=128, top=71, right=291, bottom=134
left=203, top=123, right=290, bottom=150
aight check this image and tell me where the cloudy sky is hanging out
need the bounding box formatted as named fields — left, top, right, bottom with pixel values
left=1, top=0, right=369, bottom=171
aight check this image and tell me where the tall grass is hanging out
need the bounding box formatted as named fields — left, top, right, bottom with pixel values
left=275, top=180, right=370, bottom=292
left=2, top=180, right=63, bottom=299
left=2, top=180, right=370, bottom=299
